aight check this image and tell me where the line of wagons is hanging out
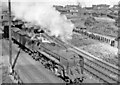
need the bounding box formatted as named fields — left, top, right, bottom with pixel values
left=5, top=25, right=85, bottom=83
left=73, top=27, right=117, bottom=47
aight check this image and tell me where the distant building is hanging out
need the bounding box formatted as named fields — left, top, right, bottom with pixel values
left=65, top=5, right=78, bottom=9
left=53, top=5, right=64, bottom=10
left=53, top=5, right=69, bottom=14
left=65, top=5, right=79, bottom=14
left=84, top=7, right=93, bottom=10
left=109, top=5, right=119, bottom=15
left=92, top=5, right=97, bottom=10
left=113, top=5, right=119, bottom=10
left=92, top=4, right=110, bottom=10
left=54, top=5, right=79, bottom=15
left=1, top=2, right=15, bottom=26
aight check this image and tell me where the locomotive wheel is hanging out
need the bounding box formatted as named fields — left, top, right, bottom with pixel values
left=24, top=48, right=28, bottom=53
left=32, top=55, right=35, bottom=59
left=35, top=56, right=40, bottom=61
left=36, top=55, right=41, bottom=61
left=74, top=78, right=79, bottom=83
left=74, top=78, right=83, bottom=83
left=60, top=70, right=64, bottom=78
left=65, top=78, right=71, bottom=83
left=41, top=58, right=46, bottom=64
left=34, top=55, right=39, bottom=61
left=79, top=78, right=83, bottom=83
left=44, top=63, right=51, bottom=69
left=28, top=52, right=32, bottom=55
left=32, top=54, right=36, bottom=59
left=54, top=67, right=60, bottom=76
left=39, top=57, right=43, bottom=63
left=35, top=52, right=39, bottom=61
left=50, top=66, right=54, bottom=72
left=42, top=60, right=48, bottom=66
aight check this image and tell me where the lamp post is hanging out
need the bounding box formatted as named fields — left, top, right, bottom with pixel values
left=8, top=0, right=12, bottom=73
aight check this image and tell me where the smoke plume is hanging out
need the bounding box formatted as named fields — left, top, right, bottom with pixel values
left=11, top=0, right=74, bottom=40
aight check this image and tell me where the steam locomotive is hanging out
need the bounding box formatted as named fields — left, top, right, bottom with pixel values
left=3, top=20, right=84, bottom=83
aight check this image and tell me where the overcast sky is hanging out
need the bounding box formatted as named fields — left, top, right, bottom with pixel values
left=1, top=0, right=119, bottom=7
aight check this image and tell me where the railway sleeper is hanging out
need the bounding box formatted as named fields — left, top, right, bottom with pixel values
left=85, top=64, right=117, bottom=83
left=86, top=60, right=119, bottom=77
left=44, top=63, right=52, bottom=69
left=35, top=56, right=41, bottom=61
left=84, top=68, right=107, bottom=83
left=63, top=76, right=72, bottom=83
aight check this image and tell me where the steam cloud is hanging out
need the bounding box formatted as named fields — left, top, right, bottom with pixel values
left=11, top=0, right=74, bottom=40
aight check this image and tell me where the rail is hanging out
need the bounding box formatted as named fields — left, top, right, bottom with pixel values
left=44, top=33, right=120, bottom=84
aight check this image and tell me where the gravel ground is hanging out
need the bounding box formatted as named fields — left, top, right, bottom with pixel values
left=81, top=43, right=118, bottom=66
left=2, top=66, right=13, bottom=84
left=69, top=33, right=118, bottom=66
left=68, top=33, right=97, bottom=47
left=0, top=39, right=13, bottom=84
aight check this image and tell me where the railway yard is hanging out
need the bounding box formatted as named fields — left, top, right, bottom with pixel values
left=42, top=33, right=120, bottom=83
left=1, top=1, right=120, bottom=84
left=1, top=23, right=120, bottom=84
left=68, top=33, right=118, bottom=66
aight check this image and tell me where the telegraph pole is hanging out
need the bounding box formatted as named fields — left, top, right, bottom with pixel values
left=8, top=0, right=12, bottom=73
left=118, top=2, right=120, bottom=83
left=118, top=2, right=120, bottom=59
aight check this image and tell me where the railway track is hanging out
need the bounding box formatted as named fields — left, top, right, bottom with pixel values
left=8, top=31, right=119, bottom=84
left=38, top=42, right=119, bottom=84
left=43, top=33, right=120, bottom=84
left=69, top=44, right=120, bottom=83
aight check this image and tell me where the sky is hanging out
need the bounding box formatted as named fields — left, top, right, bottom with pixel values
left=0, top=0, right=119, bottom=7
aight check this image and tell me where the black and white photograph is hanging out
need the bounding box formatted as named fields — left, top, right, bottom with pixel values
left=0, top=0, right=120, bottom=84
